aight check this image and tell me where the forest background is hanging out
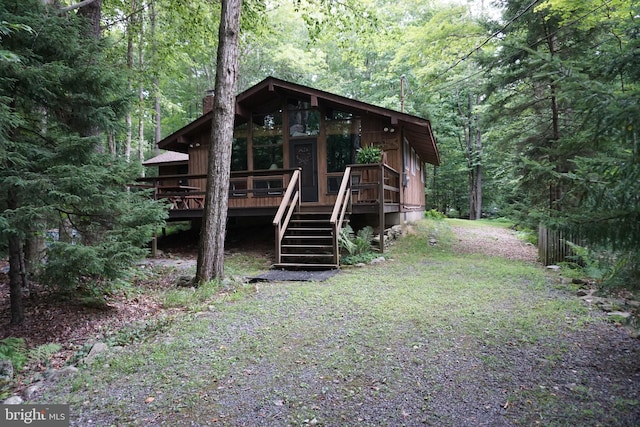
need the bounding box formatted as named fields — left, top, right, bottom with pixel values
left=1, top=0, right=638, bottom=324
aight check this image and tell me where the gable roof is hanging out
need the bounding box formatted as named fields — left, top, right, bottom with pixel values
left=158, top=77, right=440, bottom=166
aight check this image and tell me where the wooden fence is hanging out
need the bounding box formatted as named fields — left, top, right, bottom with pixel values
left=538, top=225, right=583, bottom=266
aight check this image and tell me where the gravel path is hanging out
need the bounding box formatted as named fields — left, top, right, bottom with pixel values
left=449, top=224, right=538, bottom=263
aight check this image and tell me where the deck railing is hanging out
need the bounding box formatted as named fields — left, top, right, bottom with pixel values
left=135, top=169, right=299, bottom=211
left=349, top=163, right=400, bottom=252
left=330, top=167, right=353, bottom=265
left=272, top=169, right=301, bottom=265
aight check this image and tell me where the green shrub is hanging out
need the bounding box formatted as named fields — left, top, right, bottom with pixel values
left=425, top=209, right=445, bottom=220
left=339, top=225, right=377, bottom=265
left=29, top=343, right=62, bottom=366
left=0, top=337, right=28, bottom=372
left=446, top=208, right=460, bottom=218
left=356, top=145, right=383, bottom=164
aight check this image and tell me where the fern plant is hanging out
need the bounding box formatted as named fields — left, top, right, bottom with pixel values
left=339, top=225, right=377, bottom=264
left=338, top=225, right=357, bottom=255
left=28, top=343, right=62, bottom=366
left=0, top=337, right=28, bottom=372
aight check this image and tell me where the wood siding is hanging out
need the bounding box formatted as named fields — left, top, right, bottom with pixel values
left=401, top=136, right=426, bottom=211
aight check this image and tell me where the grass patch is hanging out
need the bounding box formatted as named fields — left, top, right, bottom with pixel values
left=161, top=280, right=221, bottom=309
left=34, top=219, right=636, bottom=426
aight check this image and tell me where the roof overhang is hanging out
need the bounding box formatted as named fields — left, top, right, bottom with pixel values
left=142, top=150, right=189, bottom=166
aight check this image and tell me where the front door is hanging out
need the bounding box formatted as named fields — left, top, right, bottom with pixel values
left=291, top=138, right=318, bottom=202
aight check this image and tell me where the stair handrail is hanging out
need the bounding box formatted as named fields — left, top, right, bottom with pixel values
left=273, top=169, right=301, bottom=264
left=329, top=167, right=352, bottom=266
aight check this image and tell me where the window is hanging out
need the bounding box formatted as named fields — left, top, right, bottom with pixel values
left=232, top=123, right=248, bottom=171
left=229, top=179, right=247, bottom=197
left=411, top=147, right=417, bottom=175
left=252, top=112, right=283, bottom=170
left=253, top=178, right=283, bottom=196
left=288, top=100, right=320, bottom=137
left=325, top=111, right=360, bottom=173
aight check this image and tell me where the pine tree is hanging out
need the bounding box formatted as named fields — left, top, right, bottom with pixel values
left=0, top=0, right=166, bottom=324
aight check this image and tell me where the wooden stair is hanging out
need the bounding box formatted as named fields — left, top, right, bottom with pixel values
left=273, top=206, right=345, bottom=270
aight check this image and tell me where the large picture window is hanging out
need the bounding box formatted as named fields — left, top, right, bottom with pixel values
left=326, top=111, right=360, bottom=173
left=231, top=123, right=248, bottom=171
left=252, top=112, right=283, bottom=170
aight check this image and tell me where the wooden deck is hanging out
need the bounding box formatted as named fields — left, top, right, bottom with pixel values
left=136, top=164, right=400, bottom=221
left=137, top=164, right=401, bottom=268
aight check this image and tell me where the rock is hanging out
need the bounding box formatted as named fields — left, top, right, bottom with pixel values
left=598, top=302, right=615, bottom=312
left=176, top=275, right=194, bottom=287
left=370, top=257, right=385, bottom=264
left=23, top=382, right=43, bottom=400
left=3, top=395, right=23, bottom=404
left=83, top=342, right=108, bottom=365
left=626, top=300, right=640, bottom=308
left=608, top=311, right=632, bottom=320
left=46, top=366, right=79, bottom=381
left=576, top=289, right=590, bottom=297
left=428, top=238, right=438, bottom=246
left=386, top=225, right=403, bottom=240
left=0, top=359, right=14, bottom=382
left=546, top=265, right=561, bottom=271
left=355, top=263, right=366, bottom=268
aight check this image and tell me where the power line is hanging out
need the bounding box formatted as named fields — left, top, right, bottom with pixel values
left=429, top=0, right=542, bottom=83
left=431, top=0, right=615, bottom=93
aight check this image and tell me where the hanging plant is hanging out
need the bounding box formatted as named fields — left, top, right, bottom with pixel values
left=356, top=145, right=383, bottom=164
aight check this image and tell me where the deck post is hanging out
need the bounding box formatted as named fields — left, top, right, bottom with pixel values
left=151, top=230, right=158, bottom=258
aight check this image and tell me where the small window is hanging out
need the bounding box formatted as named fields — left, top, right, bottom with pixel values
left=253, top=179, right=283, bottom=197
left=327, top=176, right=342, bottom=194
left=229, top=179, right=247, bottom=197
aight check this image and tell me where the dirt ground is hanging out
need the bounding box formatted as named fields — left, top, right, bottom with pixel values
left=0, top=224, right=276, bottom=367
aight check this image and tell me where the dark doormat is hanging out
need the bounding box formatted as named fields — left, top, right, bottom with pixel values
left=249, top=269, right=339, bottom=283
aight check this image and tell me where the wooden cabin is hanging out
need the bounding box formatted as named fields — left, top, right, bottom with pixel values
left=141, top=77, right=439, bottom=269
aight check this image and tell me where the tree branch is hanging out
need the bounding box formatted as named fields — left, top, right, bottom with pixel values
left=58, top=0, right=98, bottom=13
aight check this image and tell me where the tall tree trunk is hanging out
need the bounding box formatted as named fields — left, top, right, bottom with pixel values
left=77, top=0, right=101, bottom=39
left=473, top=124, right=482, bottom=220
left=459, top=91, right=482, bottom=220
left=545, top=27, right=562, bottom=211
left=150, top=0, right=161, bottom=154
left=137, top=16, right=145, bottom=162
left=7, top=188, right=24, bottom=325
left=107, top=131, right=116, bottom=156
left=196, top=0, right=243, bottom=284
left=125, top=0, right=136, bottom=162
left=154, top=79, right=161, bottom=154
